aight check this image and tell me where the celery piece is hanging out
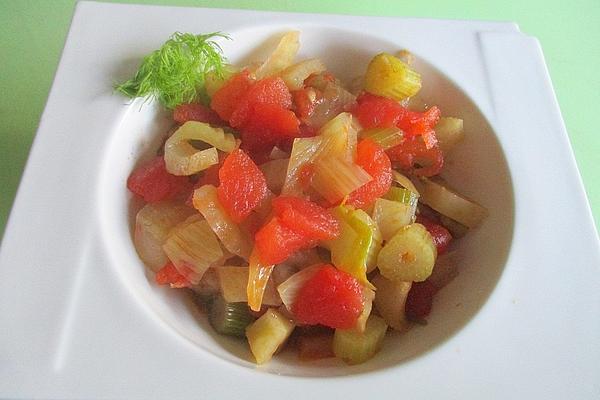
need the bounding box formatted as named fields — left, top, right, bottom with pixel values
left=414, top=177, right=488, bottom=229
left=311, top=156, right=372, bottom=204
left=372, top=273, right=412, bottom=331
left=325, top=206, right=376, bottom=289
left=372, top=198, right=415, bottom=241
left=384, top=186, right=419, bottom=209
left=246, top=308, right=295, bottom=364
left=209, top=296, right=255, bottom=338
left=364, top=53, right=421, bottom=101
left=360, top=127, right=404, bottom=150
left=333, top=315, right=388, bottom=365
left=376, top=223, right=437, bottom=283
left=434, top=117, right=464, bottom=153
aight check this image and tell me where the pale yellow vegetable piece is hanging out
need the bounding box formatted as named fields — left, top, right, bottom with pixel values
left=164, top=121, right=236, bottom=176
left=192, top=184, right=253, bottom=260
left=372, top=198, right=415, bottom=241
left=279, top=58, right=326, bottom=90
left=364, top=53, right=421, bottom=101
left=415, top=177, right=488, bottom=228
left=214, top=266, right=281, bottom=306
left=392, top=170, right=419, bottom=195
left=355, top=287, right=375, bottom=333
left=333, top=315, right=388, bottom=365
left=311, top=156, right=372, bottom=204
left=255, top=31, right=300, bottom=79
left=246, top=308, right=295, bottom=364
left=247, top=250, right=276, bottom=312
left=435, top=117, right=464, bottom=153
left=162, top=215, right=224, bottom=284
left=372, top=273, right=412, bottom=331
left=134, top=202, right=195, bottom=271
left=377, top=223, right=437, bottom=283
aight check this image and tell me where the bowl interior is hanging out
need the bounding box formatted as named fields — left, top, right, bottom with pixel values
left=99, top=25, right=514, bottom=377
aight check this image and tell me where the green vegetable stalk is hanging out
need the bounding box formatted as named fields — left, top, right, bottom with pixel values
left=115, top=32, right=230, bottom=109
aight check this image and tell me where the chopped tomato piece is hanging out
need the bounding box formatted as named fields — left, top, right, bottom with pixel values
left=254, top=217, right=313, bottom=265
left=272, top=196, right=340, bottom=241
left=155, top=262, right=191, bottom=288
left=386, top=136, right=444, bottom=177
left=230, top=77, right=293, bottom=128
left=346, top=139, right=392, bottom=209
left=210, top=70, right=253, bottom=121
left=292, top=265, right=363, bottom=329
left=416, top=215, right=453, bottom=255
left=405, top=280, right=438, bottom=321
left=354, top=93, right=441, bottom=145
left=127, top=156, right=191, bottom=203
left=354, top=92, right=405, bottom=129
left=240, top=102, right=300, bottom=155
left=173, top=103, right=224, bottom=125
left=217, top=149, right=269, bottom=223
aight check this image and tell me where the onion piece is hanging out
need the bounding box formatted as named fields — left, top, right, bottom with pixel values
left=192, top=184, right=253, bottom=260
left=133, top=202, right=195, bottom=272
left=282, top=136, right=323, bottom=196
left=372, top=198, right=415, bottom=241
left=164, top=121, right=236, bottom=176
left=277, top=264, right=323, bottom=312
left=279, top=58, right=326, bottom=90
left=372, top=273, right=412, bottom=331
left=214, top=266, right=281, bottom=306
left=255, top=31, right=300, bottom=79
left=392, top=170, right=419, bottom=195
left=415, top=177, right=488, bottom=228
left=355, top=287, right=375, bottom=333
left=435, top=117, right=464, bottom=153
left=259, top=158, right=289, bottom=194
left=247, top=250, right=276, bottom=311
left=162, top=215, right=224, bottom=284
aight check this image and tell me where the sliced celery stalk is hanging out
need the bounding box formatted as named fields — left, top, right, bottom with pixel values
left=372, top=198, right=415, bottom=241
left=209, top=296, right=255, bottom=338
left=360, top=127, right=404, bottom=150
left=384, top=186, right=419, bottom=209
left=246, top=308, right=295, bottom=364
left=364, top=53, right=421, bottom=101
left=324, top=206, right=376, bottom=289
left=376, top=223, right=437, bottom=282
left=333, top=315, right=388, bottom=365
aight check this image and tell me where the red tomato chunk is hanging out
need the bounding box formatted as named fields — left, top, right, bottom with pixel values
left=416, top=215, right=453, bottom=255
left=173, top=103, right=224, bottom=125
left=155, top=262, right=191, bottom=288
left=346, top=139, right=392, bottom=209
left=405, top=280, right=438, bottom=320
left=217, top=149, right=269, bottom=223
left=292, top=265, right=363, bottom=329
left=272, top=196, right=340, bottom=241
left=127, top=156, right=191, bottom=203
left=254, top=217, right=313, bottom=265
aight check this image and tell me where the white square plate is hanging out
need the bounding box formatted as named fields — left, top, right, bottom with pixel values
left=1, top=2, right=599, bottom=399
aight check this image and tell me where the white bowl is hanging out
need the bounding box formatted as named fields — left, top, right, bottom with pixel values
left=99, top=25, right=514, bottom=377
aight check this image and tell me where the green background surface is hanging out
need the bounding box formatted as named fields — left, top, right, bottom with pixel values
left=0, top=0, right=599, bottom=238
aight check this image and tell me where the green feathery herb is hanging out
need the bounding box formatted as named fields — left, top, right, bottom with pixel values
left=115, top=32, right=230, bottom=109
